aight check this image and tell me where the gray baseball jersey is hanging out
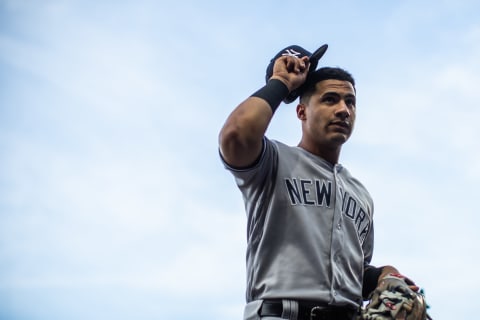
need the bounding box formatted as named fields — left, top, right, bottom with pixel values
left=222, top=137, right=375, bottom=309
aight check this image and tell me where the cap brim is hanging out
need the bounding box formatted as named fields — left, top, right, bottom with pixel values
left=308, top=44, right=328, bottom=72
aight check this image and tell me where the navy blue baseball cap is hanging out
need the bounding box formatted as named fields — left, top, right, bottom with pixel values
left=265, top=44, right=328, bottom=103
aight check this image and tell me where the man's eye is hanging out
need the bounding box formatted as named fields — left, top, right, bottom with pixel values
left=323, top=96, right=336, bottom=103
left=346, top=99, right=356, bottom=107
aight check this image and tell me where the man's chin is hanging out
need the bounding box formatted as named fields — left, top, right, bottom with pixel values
left=330, top=133, right=350, bottom=145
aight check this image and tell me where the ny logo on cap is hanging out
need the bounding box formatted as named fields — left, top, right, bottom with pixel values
left=282, top=48, right=302, bottom=57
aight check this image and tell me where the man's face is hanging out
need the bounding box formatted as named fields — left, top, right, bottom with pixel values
left=297, top=79, right=356, bottom=150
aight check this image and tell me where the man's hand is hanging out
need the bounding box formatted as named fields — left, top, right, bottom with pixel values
left=270, top=55, right=310, bottom=92
left=361, top=273, right=431, bottom=320
left=378, top=266, right=419, bottom=292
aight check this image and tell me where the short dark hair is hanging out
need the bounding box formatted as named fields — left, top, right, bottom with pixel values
left=300, top=67, right=355, bottom=103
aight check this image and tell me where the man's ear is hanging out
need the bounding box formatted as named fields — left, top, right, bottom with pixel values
left=296, top=103, right=307, bottom=120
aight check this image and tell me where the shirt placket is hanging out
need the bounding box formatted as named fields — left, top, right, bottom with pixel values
left=329, top=164, right=344, bottom=302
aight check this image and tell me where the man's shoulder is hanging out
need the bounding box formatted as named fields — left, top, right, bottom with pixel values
left=267, top=139, right=307, bottom=162
left=267, top=138, right=300, bottom=152
left=265, top=138, right=295, bottom=153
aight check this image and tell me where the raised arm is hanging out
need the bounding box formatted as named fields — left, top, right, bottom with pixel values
left=219, top=55, right=310, bottom=168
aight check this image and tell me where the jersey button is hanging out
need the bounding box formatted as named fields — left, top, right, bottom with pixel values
left=337, top=224, right=341, bottom=230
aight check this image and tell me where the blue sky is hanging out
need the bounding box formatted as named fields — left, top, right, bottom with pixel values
left=1, top=0, right=479, bottom=319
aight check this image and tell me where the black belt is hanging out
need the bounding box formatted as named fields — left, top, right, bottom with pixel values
left=259, top=300, right=356, bottom=320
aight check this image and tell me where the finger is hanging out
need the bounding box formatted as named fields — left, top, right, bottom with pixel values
left=298, top=58, right=308, bottom=73
left=284, top=59, right=297, bottom=73
left=285, top=57, right=296, bottom=73
left=409, top=285, right=420, bottom=292
left=300, top=56, right=310, bottom=66
left=403, top=276, right=416, bottom=286
left=291, top=57, right=307, bottom=74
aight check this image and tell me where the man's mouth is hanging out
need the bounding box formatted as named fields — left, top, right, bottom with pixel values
left=329, top=120, right=350, bottom=130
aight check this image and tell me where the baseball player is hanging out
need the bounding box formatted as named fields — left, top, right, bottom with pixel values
left=218, top=45, right=420, bottom=320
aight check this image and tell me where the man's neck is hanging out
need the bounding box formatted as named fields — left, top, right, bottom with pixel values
left=297, top=141, right=341, bottom=165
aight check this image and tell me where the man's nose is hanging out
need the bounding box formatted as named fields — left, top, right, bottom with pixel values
left=335, top=101, right=351, bottom=119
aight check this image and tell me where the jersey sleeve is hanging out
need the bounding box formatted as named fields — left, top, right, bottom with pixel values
left=220, top=137, right=278, bottom=189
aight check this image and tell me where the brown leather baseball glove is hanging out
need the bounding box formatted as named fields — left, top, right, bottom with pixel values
left=359, top=274, right=432, bottom=320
